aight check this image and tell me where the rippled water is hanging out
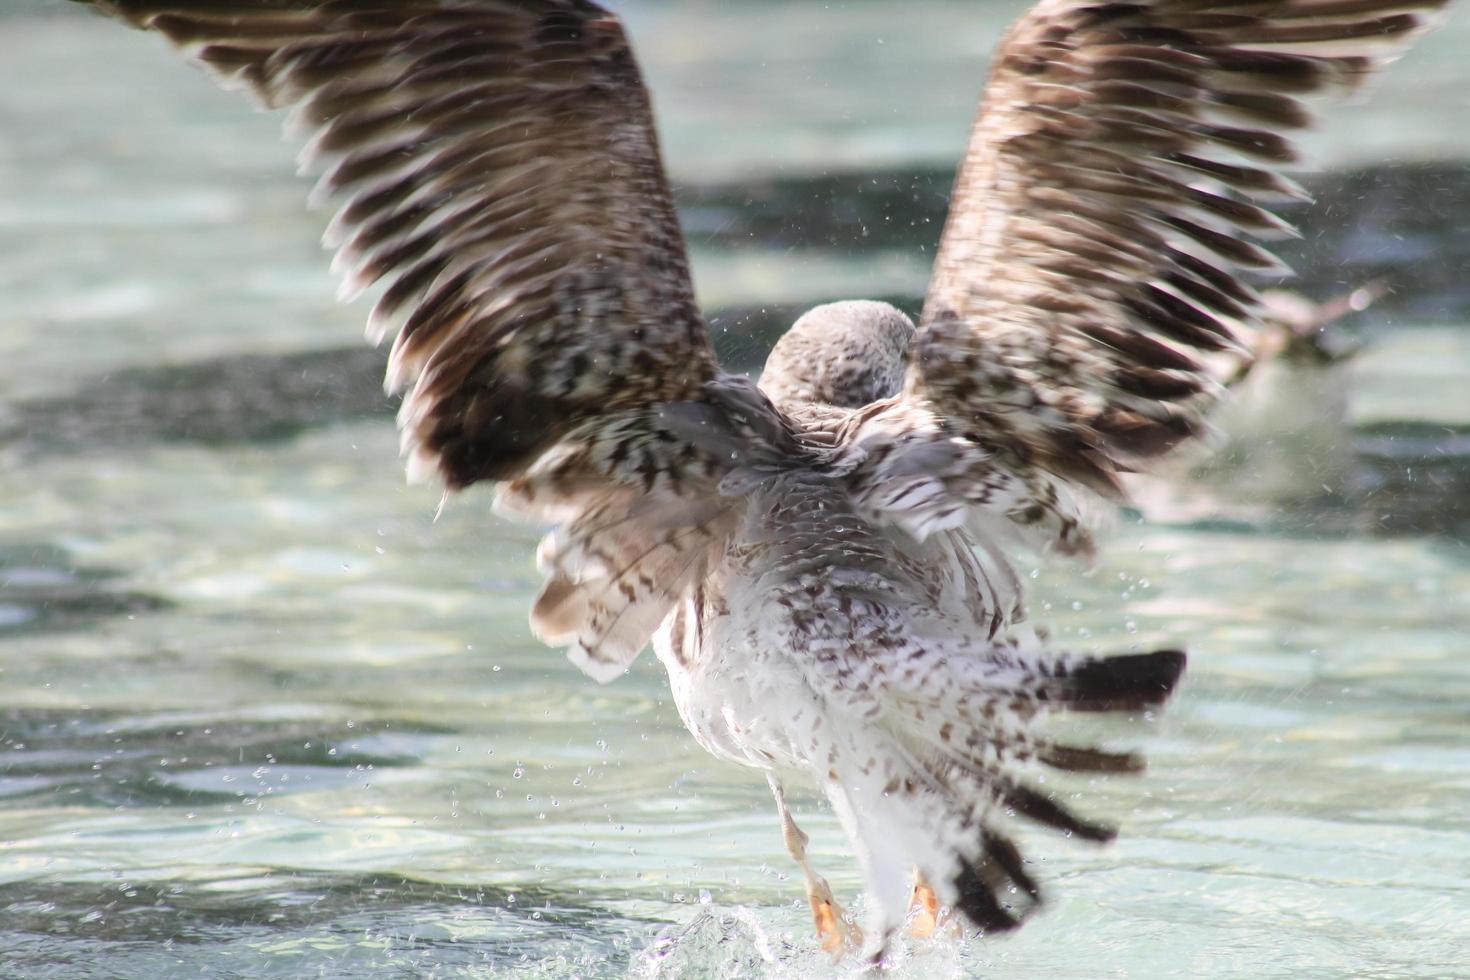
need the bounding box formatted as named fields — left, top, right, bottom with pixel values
left=4, top=3, right=1470, bottom=978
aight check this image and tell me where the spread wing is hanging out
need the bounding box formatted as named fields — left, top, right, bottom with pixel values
left=82, top=0, right=716, bottom=490
left=78, top=0, right=777, bottom=679
left=905, top=0, right=1443, bottom=500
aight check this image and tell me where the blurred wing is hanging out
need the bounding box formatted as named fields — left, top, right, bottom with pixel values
left=83, top=0, right=717, bottom=490
left=907, top=0, right=1442, bottom=499
left=81, top=0, right=765, bottom=680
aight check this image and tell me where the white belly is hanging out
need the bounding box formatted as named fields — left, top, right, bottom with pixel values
left=649, top=469, right=1026, bottom=779
left=654, top=597, right=824, bottom=772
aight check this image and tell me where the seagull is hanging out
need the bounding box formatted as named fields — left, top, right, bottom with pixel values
left=75, top=0, right=1441, bottom=961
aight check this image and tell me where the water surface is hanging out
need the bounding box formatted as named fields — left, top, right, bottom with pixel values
left=3, top=4, right=1470, bottom=978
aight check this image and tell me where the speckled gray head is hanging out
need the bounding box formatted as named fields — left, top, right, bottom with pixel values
left=759, top=300, right=916, bottom=410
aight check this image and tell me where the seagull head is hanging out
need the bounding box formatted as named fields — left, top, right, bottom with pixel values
left=759, top=300, right=915, bottom=411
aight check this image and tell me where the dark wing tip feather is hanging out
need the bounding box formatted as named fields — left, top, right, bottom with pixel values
left=1038, top=743, right=1147, bottom=774
left=951, top=830, right=1045, bottom=933
left=983, top=830, right=1042, bottom=900
left=953, top=861, right=1026, bottom=934
left=1001, top=781, right=1119, bottom=843
left=1062, top=648, right=1187, bottom=712
left=944, top=646, right=1187, bottom=933
left=422, top=376, right=574, bottom=490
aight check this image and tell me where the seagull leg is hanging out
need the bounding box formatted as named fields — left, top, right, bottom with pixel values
left=907, top=870, right=941, bottom=937
left=907, top=869, right=962, bottom=938
left=907, top=870, right=966, bottom=940
left=768, top=775, right=862, bottom=957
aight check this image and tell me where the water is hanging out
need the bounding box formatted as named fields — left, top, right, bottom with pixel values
left=3, top=3, right=1470, bottom=977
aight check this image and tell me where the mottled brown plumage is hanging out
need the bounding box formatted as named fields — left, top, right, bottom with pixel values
left=75, top=0, right=1441, bottom=961
left=908, top=0, right=1444, bottom=501
left=88, top=0, right=718, bottom=490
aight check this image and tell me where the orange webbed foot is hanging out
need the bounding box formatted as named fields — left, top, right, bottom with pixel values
left=807, top=877, right=863, bottom=959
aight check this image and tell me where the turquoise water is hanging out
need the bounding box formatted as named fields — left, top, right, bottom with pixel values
left=3, top=3, right=1470, bottom=977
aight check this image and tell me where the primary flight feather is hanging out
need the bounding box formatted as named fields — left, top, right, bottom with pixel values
left=74, top=0, right=1442, bottom=961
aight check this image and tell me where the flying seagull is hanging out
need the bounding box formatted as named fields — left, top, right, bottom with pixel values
left=74, top=0, right=1441, bottom=961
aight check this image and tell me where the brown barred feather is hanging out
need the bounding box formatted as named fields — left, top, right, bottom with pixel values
left=81, top=0, right=726, bottom=492
left=73, top=0, right=792, bottom=685
left=907, top=0, right=1444, bottom=498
